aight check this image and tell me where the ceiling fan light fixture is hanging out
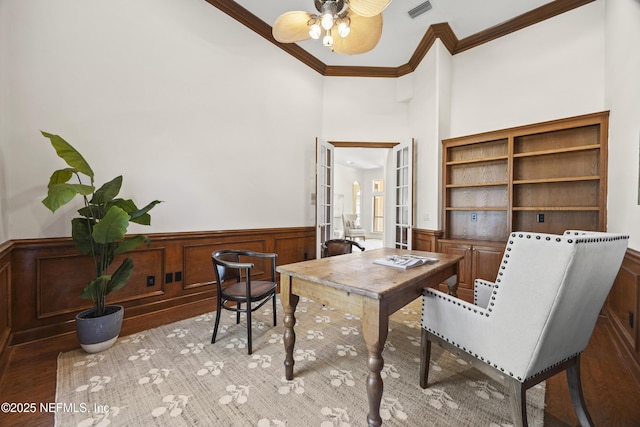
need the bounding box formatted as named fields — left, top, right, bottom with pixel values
left=338, top=18, right=351, bottom=38
left=272, top=0, right=386, bottom=54
left=323, top=31, right=334, bottom=47
left=320, top=1, right=338, bottom=30
left=309, top=22, right=321, bottom=39
left=321, top=12, right=334, bottom=30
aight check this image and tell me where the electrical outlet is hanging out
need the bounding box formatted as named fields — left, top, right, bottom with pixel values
left=175, top=271, right=182, bottom=282
left=536, top=213, right=545, bottom=223
left=165, top=272, right=173, bottom=284
left=146, top=275, right=155, bottom=287
left=471, top=213, right=477, bottom=222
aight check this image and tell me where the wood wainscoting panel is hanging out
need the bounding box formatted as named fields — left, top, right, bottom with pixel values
left=37, top=248, right=165, bottom=318
left=274, top=233, right=316, bottom=265
left=8, top=227, right=315, bottom=346
left=608, top=249, right=640, bottom=360
left=0, top=243, right=11, bottom=381
left=184, top=239, right=268, bottom=290
left=0, top=264, right=9, bottom=344
left=606, top=248, right=640, bottom=391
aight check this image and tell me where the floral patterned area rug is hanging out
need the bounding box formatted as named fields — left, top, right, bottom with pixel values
left=56, top=296, right=544, bottom=426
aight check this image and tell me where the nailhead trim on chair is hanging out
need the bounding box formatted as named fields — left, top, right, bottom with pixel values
left=423, top=231, right=629, bottom=383
left=424, top=315, right=585, bottom=382
left=423, top=290, right=492, bottom=317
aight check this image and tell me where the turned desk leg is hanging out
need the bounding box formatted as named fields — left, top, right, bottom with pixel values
left=281, top=276, right=299, bottom=381
left=363, top=301, right=389, bottom=427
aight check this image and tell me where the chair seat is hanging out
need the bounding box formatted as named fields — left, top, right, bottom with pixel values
left=221, top=280, right=276, bottom=301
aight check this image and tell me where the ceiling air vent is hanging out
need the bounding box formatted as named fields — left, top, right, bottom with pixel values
left=408, top=1, right=432, bottom=19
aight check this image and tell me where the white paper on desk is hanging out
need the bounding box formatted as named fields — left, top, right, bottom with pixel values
left=373, top=255, right=438, bottom=269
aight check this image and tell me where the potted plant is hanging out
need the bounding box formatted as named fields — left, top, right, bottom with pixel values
left=41, top=131, right=161, bottom=353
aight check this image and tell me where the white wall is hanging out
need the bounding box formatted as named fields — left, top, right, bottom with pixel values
left=604, top=0, right=640, bottom=248
left=449, top=1, right=606, bottom=136
left=2, top=0, right=322, bottom=239
left=0, top=1, right=10, bottom=243
left=408, top=40, right=452, bottom=231
left=333, top=164, right=361, bottom=236
left=360, top=167, right=385, bottom=237
left=321, top=76, right=410, bottom=142
left=333, top=165, right=385, bottom=239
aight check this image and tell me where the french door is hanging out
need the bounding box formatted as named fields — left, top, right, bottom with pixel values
left=316, top=139, right=334, bottom=258
left=314, top=139, right=414, bottom=255
left=393, top=140, right=414, bottom=249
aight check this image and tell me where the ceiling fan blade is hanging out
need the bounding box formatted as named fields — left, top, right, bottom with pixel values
left=272, top=11, right=313, bottom=43
left=332, top=12, right=382, bottom=54
left=347, top=0, right=391, bottom=18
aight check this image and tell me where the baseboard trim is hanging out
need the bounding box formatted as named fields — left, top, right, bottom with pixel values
left=9, top=295, right=218, bottom=359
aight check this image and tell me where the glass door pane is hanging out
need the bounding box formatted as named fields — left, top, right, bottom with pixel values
left=316, top=139, right=334, bottom=258
left=393, top=141, right=413, bottom=249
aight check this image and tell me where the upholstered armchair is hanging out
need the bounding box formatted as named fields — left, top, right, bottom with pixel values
left=420, top=230, right=628, bottom=427
left=343, top=214, right=366, bottom=241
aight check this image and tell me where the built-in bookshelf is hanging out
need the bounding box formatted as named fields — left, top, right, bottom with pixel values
left=442, top=111, right=608, bottom=242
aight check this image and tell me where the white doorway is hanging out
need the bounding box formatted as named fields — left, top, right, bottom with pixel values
left=331, top=142, right=394, bottom=248
left=316, top=141, right=415, bottom=253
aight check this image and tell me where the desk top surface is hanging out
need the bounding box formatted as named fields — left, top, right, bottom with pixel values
left=277, top=248, right=462, bottom=300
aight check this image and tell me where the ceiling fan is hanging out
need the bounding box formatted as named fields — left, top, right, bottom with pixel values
left=272, top=0, right=391, bottom=55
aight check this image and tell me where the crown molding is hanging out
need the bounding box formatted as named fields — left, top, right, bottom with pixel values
left=403, top=23, right=458, bottom=77
left=205, top=0, right=594, bottom=78
left=204, top=0, right=328, bottom=74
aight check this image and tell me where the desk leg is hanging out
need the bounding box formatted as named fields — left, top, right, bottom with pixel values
left=281, top=274, right=299, bottom=380
left=362, top=300, right=389, bottom=427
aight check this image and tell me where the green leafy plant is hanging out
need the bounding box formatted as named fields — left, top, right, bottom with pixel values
left=41, top=131, right=161, bottom=317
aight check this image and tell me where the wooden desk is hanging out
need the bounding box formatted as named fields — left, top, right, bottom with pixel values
left=277, top=248, right=462, bottom=427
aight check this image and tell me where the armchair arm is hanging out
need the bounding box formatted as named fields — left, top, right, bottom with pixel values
left=422, top=288, right=528, bottom=379
left=422, top=288, right=492, bottom=352
left=473, top=279, right=495, bottom=309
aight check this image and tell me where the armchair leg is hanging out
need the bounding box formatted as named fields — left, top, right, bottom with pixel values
left=211, top=300, right=222, bottom=344
left=272, top=294, right=277, bottom=326
left=567, top=355, right=594, bottom=427
left=507, top=378, right=527, bottom=427
left=420, top=329, right=432, bottom=389
left=247, top=305, right=253, bottom=355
